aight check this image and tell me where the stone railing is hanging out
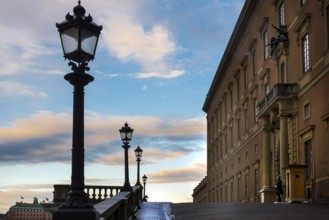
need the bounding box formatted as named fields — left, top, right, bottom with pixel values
left=53, top=184, right=143, bottom=220
left=94, top=185, right=143, bottom=220
left=53, top=184, right=122, bottom=204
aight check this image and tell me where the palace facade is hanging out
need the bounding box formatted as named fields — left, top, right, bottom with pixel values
left=5, top=198, right=52, bottom=220
left=193, top=0, right=329, bottom=203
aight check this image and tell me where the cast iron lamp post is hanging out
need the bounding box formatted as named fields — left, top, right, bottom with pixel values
left=134, top=146, right=143, bottom=186
left=142, top=174, right=148, bottom=201
left=119, top=122, right=134, bottom=191
left=53, top=1, right=102, bottom=219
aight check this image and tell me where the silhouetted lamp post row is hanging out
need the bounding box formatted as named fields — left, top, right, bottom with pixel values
left=142, top=174, right=148, bottom=201
left=53, top=1, right=102, bottom=220
left=134, top=145, right=143, bottom=186
left=119, top=122, right=134, bottom=191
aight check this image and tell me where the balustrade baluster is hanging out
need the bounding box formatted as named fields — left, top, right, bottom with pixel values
left=85, top=187, right=90, bottom=199
left=98, top=188, right=102, bottom=200
left=92, top=187, right=96, bottom=200
left=104, top=188, right=108, bottom=199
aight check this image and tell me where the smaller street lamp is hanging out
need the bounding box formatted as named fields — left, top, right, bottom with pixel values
left=134, top=146, right=143, bottom=186
left=142, top=174, right=148, bottom=201
left=119, top=122, right=134, bottom=191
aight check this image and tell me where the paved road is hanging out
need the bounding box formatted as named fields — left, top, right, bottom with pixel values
left=135, top=202, right=329, bottom=220
left=135, top=202, right=174, bottom=220
left=171, top=203, right=329, bottom=220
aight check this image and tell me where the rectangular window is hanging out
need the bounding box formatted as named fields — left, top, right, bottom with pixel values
left=230, top=88, right=233, bottom=111
left=224, top=96, right=227, bottom=117
left=244, top=107, right=249, bottom=133
left=245, top=173, right=250, bottom=200
left=243, top=65, right=248, bottom=91
left=252, top=50, right=256, bottom=77
left=216, top=143, right=219, bottom=162
left=220, top=187, right=223, bottom=202
left=220, top=139, right=223, bottom=159
left=280, top=62, right=286, bottom=83
left=302, top=33, right=310, bottom=73
left=230, top=126, right=234, bottom=149
left=305, top=140, right=313, bottom=180
left=230, top=180, right=234, bottom=202
left=279, top=2, right=285, bottom=26
left=237, top=117, right=241, bottom=140
left=236, top=76, right=240, bottom=100
left=327, top=5, right=329, bottom=49
left=254, top=97, right=258, bottom=123
left=255, top=144, right=259, bottom=154
left=225, top=184, right=228, bottom=202
left=265, top=83, right=270, bottom=95
left=215, top=110, right=219, bottom=132
left=237, top=176, right=241, bottom=201
left=263, top=30, right=269, bottom=60
left=304, top=101, right=310, bottom=119
left=254, top=169, right=259, bottom=196
left=219, top=107, right=222, bottom=128
left=224, top=133, right=228, bottom=154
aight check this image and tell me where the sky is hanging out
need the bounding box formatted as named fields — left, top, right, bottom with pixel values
left=0, top=0, right=244, bottom=213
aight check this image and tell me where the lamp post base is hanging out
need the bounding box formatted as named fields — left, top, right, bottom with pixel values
left=53, top=207, right=100, bottom=220
left=122, top=183, right=133, bottom=192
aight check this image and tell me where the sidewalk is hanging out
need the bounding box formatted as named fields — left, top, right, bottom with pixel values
left=135, top=202, right=174, bottom=220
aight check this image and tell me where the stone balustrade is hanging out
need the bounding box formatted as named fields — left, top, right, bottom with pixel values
left=53, top=184, right=122, bottom=204
left=53, top=184, right=143, bottom=220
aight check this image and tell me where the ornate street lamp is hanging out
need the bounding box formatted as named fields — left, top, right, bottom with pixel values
left=119, top=122, right=134, bottom=191
left=134, top=146, right=143, bottom=186
left=142, top=174, right=148, bottom=201
left=53, top=2, right=102, bottom=220
left=56, top=1, right=102, bottom=64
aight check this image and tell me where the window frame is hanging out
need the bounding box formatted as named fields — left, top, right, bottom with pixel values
left=303, top=100, right=311, bottom=119
left=302, top=33, right=310, bottom=73
left=279, top=2, right=285, bottom=26
left=263, top=29, right=269, bottom=61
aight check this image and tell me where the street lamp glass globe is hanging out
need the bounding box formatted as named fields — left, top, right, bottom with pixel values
left=119, top=122, right=134, bottom=142
left=135, top=146, right=143, bottom=159
left=56, top=1, right=102, bottom=63
left=142, top=175, right=148, bottom=184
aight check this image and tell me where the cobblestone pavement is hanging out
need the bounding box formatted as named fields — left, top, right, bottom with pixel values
left=135, top=202, right=174, bottom=220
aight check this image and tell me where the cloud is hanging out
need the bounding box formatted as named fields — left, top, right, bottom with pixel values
left=135, top=70, right=185, bottom=79
left=0, top=81, right=48, bottom=98
left=0, top=110, right=206, bottom=165
left=0, top=184, right=54, bottom=213
left=95, top=148, right=186, bottom=166
left=99, top=2, right=185, bottom=79
left=147, top=162, right=206, bottom=183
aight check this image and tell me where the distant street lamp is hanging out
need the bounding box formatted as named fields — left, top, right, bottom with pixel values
left=53, top=1, right=102, bottom=220
left=142, top=174, right=148, bottom=201
left=119, top=122, right=134, bottom=191
left=134, top=146, right=143, bottom=186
